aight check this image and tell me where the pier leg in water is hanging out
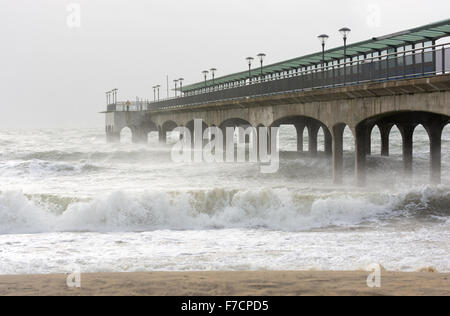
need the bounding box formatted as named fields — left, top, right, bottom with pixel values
left=426, top=123, right=443, bottom=185
left=256, top=126, right=272, bottom=160
left=355, top=125, right=367, bottom=186
left=365, top=125, right=373, bottom=156
left=106, top=132, right=120, bottom=143
left=159, top=127, right=167, bottom=145
left=324, top=127, right=332, bottom=157
left=398, top=124, right=416, bottom=176
left=379, top=123, right=393, bottom=157
left=294, top=122, right=305, bottom=153
left=308, top=122, right=320, bottom=157
left=132, top=128, right=148, bottom=144
left=332, top=124, right=346, bottom=185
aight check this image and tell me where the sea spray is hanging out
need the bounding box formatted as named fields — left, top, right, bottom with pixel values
left=0, top=187, right=449, bottom=234
left=0, top=127, right=448, bottom=274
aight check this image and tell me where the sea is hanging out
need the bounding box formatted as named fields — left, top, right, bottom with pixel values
left=0, top=126, right=449, bottom=275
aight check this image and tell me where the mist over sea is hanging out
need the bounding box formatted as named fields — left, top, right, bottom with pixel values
left=0, top=126, right=449, bottom=274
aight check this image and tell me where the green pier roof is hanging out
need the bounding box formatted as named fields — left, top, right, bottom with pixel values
left=181, top=19, right=450, bottom=92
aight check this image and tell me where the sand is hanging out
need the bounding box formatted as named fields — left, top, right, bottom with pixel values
left=0, top=271, right=448, bottom=296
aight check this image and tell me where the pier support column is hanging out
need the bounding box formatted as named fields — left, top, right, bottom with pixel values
left=307, top=122, right=320, bottom=157
left=132, top=128, right=148, bottom=144
left=201, top=124, right=209, bottom=147
left=332, top=124, right=346, bottom=185
left=294, top=123, right=305, bottom=152
left=159, top=127, right=167, bottom=145
left=256, top=127, right=261, bottom=161
left=355, top=126, right=367, bottom=186
left=324, top=128, right=332, bottom=157
left=179, top=128, right=184, bottom=141
left=398, top=124, right=416, bottom=175
left=106, top=125, right=120, bottom=143
left=379, top=124, right=393, bottom=157
left=267, top=127, right=273, bottom=155
left=106, top=132, right=120, bottom=143
left=187, top=125, right=196, bottom=150
left=221, top=126, right=231, bottom=161
left=365, top=125, right=373, bottom=156
left=427, top=123, right=443, bottom=184
left=210, top=128, right=216, bottom=142
left=243, top=125, right=251, bottom=144
left=256, top=126, right=272, bottom=159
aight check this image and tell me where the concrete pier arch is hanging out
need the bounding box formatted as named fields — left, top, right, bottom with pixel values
left=357, top=111, right=450, bottom=184
left=105, top=72, right=450, bottom=186
left=217, top=118, right=254, bottom=155
left=219, top=118, right=252, bottom=130
left=161, top=120, right=178, bottom=145
left=270, top=116, right=331, bottom=157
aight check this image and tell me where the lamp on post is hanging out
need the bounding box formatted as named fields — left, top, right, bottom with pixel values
left=152, top=86, right=156, bottom=102
left=112, top=89, right=118, bottom=104
left=317, top=34, right=329, bottom=68
left=210, top=68, right=217, bottom=87
left=178, top=78, right=184, bottom=97
left=246, top=57, right=254, bottom=83
left=156, top=85, right=161, bottom=101
left=257, top=53, right=266, bottom=81
left=202, top=70, right=209, bottom=89
left=339, top=27, right=351, bottom=84
left=173, top=79, right=178, bottom=98
left=318, top=34, right=329, bottom=86
left=106, top=91, right=110, bottom=105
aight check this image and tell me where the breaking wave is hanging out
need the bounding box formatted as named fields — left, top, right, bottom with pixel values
left=0, top=159, right=103, bottom=177
left=0, top=186, right=448, bottom=234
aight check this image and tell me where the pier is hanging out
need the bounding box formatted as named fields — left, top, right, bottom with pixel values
left=103, top=19, right=450, bottom=185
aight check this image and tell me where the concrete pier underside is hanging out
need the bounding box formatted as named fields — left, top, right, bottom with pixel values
left=105, top=75, right=450, bottom=185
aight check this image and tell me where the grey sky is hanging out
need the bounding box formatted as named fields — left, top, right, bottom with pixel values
left=0, top=0, right=449, bottom=129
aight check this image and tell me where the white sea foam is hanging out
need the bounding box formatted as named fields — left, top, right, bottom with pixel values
left=0, top=127, right=448, bottom=274
left=0, top=186, right=448, bottom=235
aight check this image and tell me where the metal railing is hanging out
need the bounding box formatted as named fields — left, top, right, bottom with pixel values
left=108, top=101, right=150, bottom=112
left=107, top=42, right=450, bottom=112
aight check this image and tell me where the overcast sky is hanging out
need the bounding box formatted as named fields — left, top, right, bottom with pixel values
left=0, top=0, right=449, bottom=129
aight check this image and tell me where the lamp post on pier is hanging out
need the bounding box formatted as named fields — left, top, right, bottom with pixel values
left=318, top=34, right=329, bottom=68
left=246, top=57, right=254, bottom=84
left=178, top=78, right=184, bottom=97
left=173, top=79, right=178, bottom=98
left=210, top=68, right=217, bottom=87
left=257, top=53, right=266, bottom=81
left=112, top=89, right=118, bottom=104
left=339, top=27, right=351, bottom=85
left=202, top=70, right=209, bottom=89
left=318, top=34, right=329, bottom=86
left=156, top=85, right=161, bottom=101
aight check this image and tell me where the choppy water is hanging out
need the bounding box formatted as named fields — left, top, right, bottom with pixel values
left=0, top=126, right=449, bottom=275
